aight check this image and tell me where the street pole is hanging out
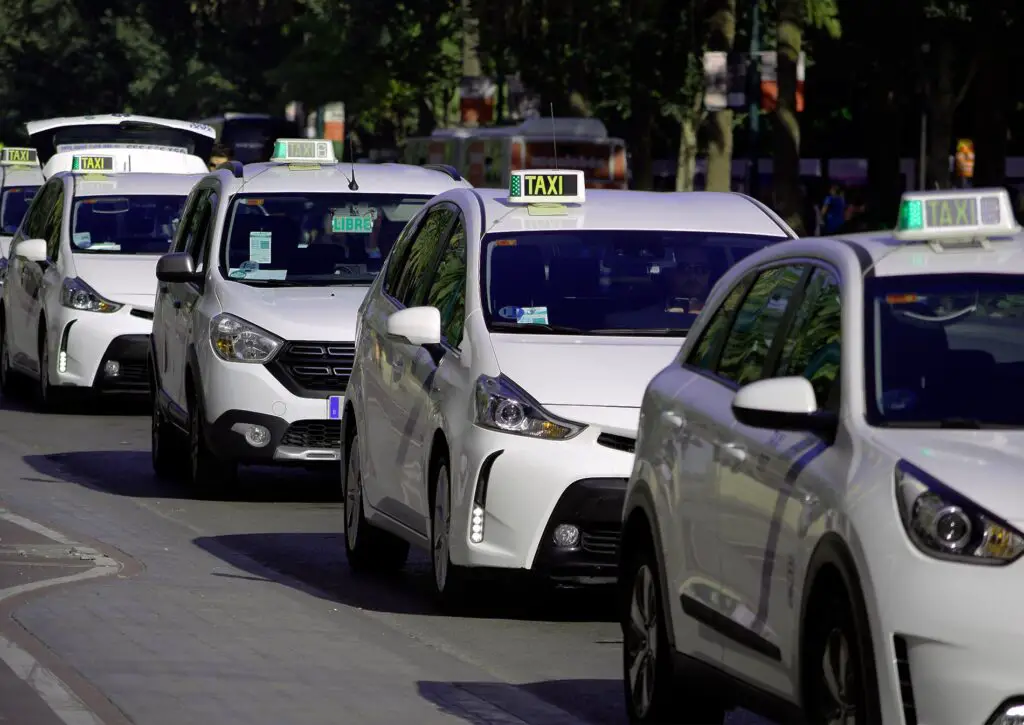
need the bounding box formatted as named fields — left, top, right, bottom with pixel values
left=747, top=0, right=761, bottom=199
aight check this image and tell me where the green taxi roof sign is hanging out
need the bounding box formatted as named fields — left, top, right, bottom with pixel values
left=507, top=169, right=586, bottom=205
left=894, top=188, right=1021, bottom=241
left=270, top=138, right=336, bottom=165
left=0, top=147, right=39, bottom=167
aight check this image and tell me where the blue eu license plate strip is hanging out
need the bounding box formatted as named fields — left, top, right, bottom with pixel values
left=327, top=396, right=342, bottom=419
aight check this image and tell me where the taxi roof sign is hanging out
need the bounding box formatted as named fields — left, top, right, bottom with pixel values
left=894, top=188, right=1021, bottom=241
left=0, top=147, right=39, bottom=167
left=71, top=155, right=115, bottom=172
left=270, top=138, right=337, bottom=164
left=508, top=169, right=586, bottom=205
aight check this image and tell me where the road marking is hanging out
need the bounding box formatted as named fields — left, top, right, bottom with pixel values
left=0, top=508, right=119, bottom=725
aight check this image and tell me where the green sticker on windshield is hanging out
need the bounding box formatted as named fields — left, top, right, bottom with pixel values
left=331, top=207, right=376, bottom=234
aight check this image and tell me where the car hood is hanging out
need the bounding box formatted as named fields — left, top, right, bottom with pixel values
left=873, top=429, right=1024, bottom=519
left=489, top=334, right=682, bottom=409
left=215, top=282, right=371, bottom=341
left=71, top=253, right=160, bottom=307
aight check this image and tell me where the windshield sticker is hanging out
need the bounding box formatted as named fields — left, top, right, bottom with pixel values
left=331, top=205, right=378, bottom=234
left=72, top=232, right=91, bottom=247
left=494, top=239, right=517, bottom=247
left=240, top=260, right=259, bottom=273
left=886, top=293, right=921, bottom=304
left=228, top=267, right=287, bottom=281
left=518, top=306, right=549, bottom=324
left=249, top=231, right=272, bottom=263
left=497, top=306, right=523, bottom=320
left=85, top=242, right=121, bottom=252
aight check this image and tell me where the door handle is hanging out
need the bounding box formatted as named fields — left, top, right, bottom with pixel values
left=717, top=441, right=748, bottom=470
left=661, top=411, right=684, bottom=428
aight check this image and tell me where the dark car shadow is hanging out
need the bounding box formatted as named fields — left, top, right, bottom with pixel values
left=194, top=531, right=620, bottom=621
left=23, top=450, right=342, bottom=503
left=418, top=679, right=625, bottom=725
left=0, top=390, right=149, bottom=416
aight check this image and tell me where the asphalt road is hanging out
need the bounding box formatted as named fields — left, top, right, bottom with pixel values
left=0, top=388, right=773, bottom=725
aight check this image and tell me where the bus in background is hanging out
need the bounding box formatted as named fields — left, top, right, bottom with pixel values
left=197, top=113, right=301, bottom=164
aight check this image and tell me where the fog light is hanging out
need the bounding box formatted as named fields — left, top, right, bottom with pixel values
left=58, top=351, right=67, bottom=373
left=988, top=703, right=1024, bottom=725
left=470, top=505, right=484, bottom=544
left=552, top=523, right=580, bottom=548
left=231, top=422, right=271, bottom=448
left=103, top=360, right=120, bottom=377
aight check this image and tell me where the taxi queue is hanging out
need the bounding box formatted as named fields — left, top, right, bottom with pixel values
left=1, top=113, right=1020, bottom=725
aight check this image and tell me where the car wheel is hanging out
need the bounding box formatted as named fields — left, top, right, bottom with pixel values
left=430, top=456, right=470, bottom=608
left=622, top=539, right=727, bottom=724
left=36, top=328, right=61, bottom=411
left=187, top=391, right=236, bottom=488
left=151, top=390, right=182, bottom=480
left=343, top=430, right=409, bottom=573
left=803, top=591, right=881, bottom=725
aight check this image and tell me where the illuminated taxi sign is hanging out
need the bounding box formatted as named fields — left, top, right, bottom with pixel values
left=0, top=147, right=38, bottom=166
left=894, top=188, right=1020, bottom=241
left=71, top=155, right=115, bottom=172
left=270, top=138, right=337, bottom=164
left=507, top=169, right=586, bottom=205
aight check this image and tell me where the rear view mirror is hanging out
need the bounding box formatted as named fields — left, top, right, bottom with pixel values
left=15, top=238, right=47, bottom=264
left=156, top=252, right=203, bottom=285
left=386, top=306, right=441, bottom=346
left=732, top=376, right=838, bottom=437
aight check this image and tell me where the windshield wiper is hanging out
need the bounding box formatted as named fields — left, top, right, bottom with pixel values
left=588, top=328, right=690, bottom=337
left=233, top=279, right=311, bottom=287
left=490, top=321, right=589, bottom=335
left=883, top=418, right=1007, bottom=430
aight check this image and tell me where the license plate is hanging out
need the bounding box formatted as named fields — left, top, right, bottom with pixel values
left=327, top=395, right=342, bottom=420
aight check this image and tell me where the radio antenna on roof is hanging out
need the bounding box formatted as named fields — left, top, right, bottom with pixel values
left=347, top=134, right=359, bottom=191
left=549, top=103, right=559, bottom=170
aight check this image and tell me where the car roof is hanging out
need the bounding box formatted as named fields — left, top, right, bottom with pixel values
left=828, top=229, right=1024, bottom=278
left=474, top=188, right=793, bottom=237
left=1, top=167, right=44, bottom=188
left=55, top=172, right=205, bottom=196
left=227, top=161, right=470, bottom=196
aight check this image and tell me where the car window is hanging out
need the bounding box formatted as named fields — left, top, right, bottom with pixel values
left=715, top=264, right=806, bottom=385
left=22, top=181, right=59, bottom=241
left=171, top=189, right=202, bottom=254
left=43, top=186, right=64, bottom=262
left=391, top=205, right=456, bottom=307
left=70, top=195, right=185, bottom=255
left=383, top=211, right=425, bottom=296
left=187, top=192, right=216, bottom=273
left=687, top=274, right=753, bottom=371
left=776, top=268, right=841, bottom=410
left=1, top=186, right=39, bottom=234
left=424, top=216, right=468, bottom=348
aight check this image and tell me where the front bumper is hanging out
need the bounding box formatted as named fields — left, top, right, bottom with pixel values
left=449, top=425, right=634, bottom=581
left=207, top=409, right=341, bottom=465
left=52, top=308, right=153, bottom=391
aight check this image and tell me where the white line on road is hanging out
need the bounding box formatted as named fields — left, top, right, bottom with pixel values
left=0, top=508, right=120, bottom=725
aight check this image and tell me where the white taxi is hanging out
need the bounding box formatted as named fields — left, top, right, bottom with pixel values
left=0, top=137, right=209, bottom=408
left=619, top=188, right=1024, bottom=725
left=340, top=169, right=795, bottom=605
left=0, top=147, right=45, bottom=287
left=149, top=139, right=470, bottom=486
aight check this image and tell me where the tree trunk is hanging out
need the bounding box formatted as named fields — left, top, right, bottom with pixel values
left=772, top=0, right=803, bottom=233
left=925, top=40, right=960, bottom=189
left=676, top=90, right=704, bottom=191
left=705, top=0, right=736, bottom=192
left=866, top=85, right=904, bottom=224
left=973, top=43, right=1008, bottom=187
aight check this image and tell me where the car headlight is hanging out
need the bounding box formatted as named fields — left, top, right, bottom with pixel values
left=61, top=277, right=122, bottom=313
left=896, top=460, right=1024, bottom=564
left=210, top=313, right=282, bottom=363
left=472, top=374, right=585, bottom=440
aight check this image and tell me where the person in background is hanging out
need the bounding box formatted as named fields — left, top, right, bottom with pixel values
left=819, top=183, right=846, bottom=235
left=836, top=188, right=872, bottom=234
left=209, top=143, right=231, bottom=171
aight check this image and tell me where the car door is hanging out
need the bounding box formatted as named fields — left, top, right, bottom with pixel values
left=368, top=203, right=456, bottom=532
left=7, top=180, right=59, bottom=365
left=694, top=263, right=807, bottom=638
left=154, top=186, right=203, bottom=407
left=719, top=265, right=842, bottom=697
left=37, top=184, right=67, bottom=370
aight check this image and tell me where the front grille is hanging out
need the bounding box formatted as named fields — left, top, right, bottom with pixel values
left=266, top=340, right=355, bottom=397
left=97, top=334, right=149, bottom=391
left=281, top=420, right=342, bottom=450
left=893, top=636, right=918, bottom=725
left=581, top=524, right=620, bottom=556
left=130, top=308, right=153, bottom=320
left=597, top=433, right=636, bottom=454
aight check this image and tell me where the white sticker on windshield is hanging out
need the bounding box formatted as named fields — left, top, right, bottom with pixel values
left=72, top=232, right=91, bottom=247
left=518, top=306, right=549, bottom=324
left=249, top=231, right=272, bottom=263
left=228, top=267, right=286, bottom=281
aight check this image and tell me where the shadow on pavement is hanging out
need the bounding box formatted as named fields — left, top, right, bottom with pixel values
left=22, top=450, right=342, bottom=503
left=194, top=531, right=620, bottom=622
left=0, top=389, right=149, bottom=416
left=417, top=679, right=625, bottom=725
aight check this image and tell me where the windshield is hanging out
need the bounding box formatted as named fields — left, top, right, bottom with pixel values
left=866, top=273, right=1024, bottom=428
left=1, top=186, right=39, bottom=234
left=71, top=195, right=186, bottom=255
left=221, top=193, right=430, bottom=286
left=480, top=229, right=783, bottom=336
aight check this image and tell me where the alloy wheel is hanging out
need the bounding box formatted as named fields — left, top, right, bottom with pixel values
left=625, top=563, right=659, bottom=718
left=432, top=467, right=450, bottom=593
left=822, top=627, right=858, bottom=725
left=345, top=444, right=362, bottom=550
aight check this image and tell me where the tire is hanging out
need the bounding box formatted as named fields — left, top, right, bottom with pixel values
left=429, top=455, right=471, bottom=608
left=0, top=310, right=18, bottom=398
left=151, top=389, right=182, bottom=480
left=187, top=389, right=236, bottom=488
left=802, top=591, right=881, bottom=725
left=35, top=327, right=62, bottom=411
left=342, top=431, right=409, bottom=573
left=621, top=539, right=727, bottom=724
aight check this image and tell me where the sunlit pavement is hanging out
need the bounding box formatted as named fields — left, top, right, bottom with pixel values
left=0, top=386, right=773, bottom=725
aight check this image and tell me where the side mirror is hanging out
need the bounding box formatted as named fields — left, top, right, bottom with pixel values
left=732, top=376, right=838, bottom=436
left=15, top=238, right=47, bottom=264
left=386, top=306, right=441, bottom=346
left=156, top=252, right=203, bottom=285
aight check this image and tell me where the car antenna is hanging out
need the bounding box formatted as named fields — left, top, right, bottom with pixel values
left=549, top=102, right=559, bottom=170
left=347, top=134, right=359, bottom=191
